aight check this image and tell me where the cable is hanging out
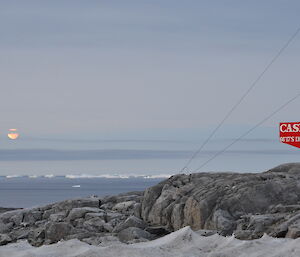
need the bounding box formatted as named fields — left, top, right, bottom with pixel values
left=179, top=27, right=300, bottom=173
left=191, top=92, right=300, bottom=172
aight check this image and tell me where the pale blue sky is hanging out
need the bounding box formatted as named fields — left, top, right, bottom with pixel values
left=0, top=1, right=299, bottom=174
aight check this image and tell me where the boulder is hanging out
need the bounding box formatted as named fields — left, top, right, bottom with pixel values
left=112, top=201, right=136, bottom=213
left=243, top=214, right=284, bottom=234
left=108, top=217, right=125, bottom=228
left=269, top=204, right=300, bottom=214
left=72, top=218, right=85, bottom=228
left=9, top=227, right=31, bottom=240
left=269, top=213, right=300, bottom=238
left=100, top=203, right=114, bottom=210
left=234, top=230, right=258, bottom=240
left=45, top=222, right=73, bottom=244
left=53, top=198, right=100, bottom=211
left=23, top=211, right=42, bottom=225
left=0, top=208, right=20, bottom=214
left=106, top=212, right=124, bottom=222
left=82, top=235, right=120, bottom=246
left=67, top=207, right=102, bottom=221
left=85, top=212, right=106, bottom=221
left=286, top=224, right=300, bottom=239
left=103, top=223, right=113, bottom=232
left=28, top=227, right=45, bottom=247
left=65, top=231, right=97, bottom=241
left=10, top=213, right=24, bottom=226
left=49, top=212, right=66, bottom=222
left=102, top=192, right=142, bottom=205
left=113, top=216, right=147, bottom=233
left=83, top=218, right=106, bottom=233
left=0, top=210, right=24, bottom=224
left=118, top=227, right=154, bottom=243
left=95, top=235, right=120, bottom=246
left=0, top=234, right=12, bottom=246
left=42, top=209, right=56, bottom=219
left=212, top=209, right=235, bottom=235
left=0, top=222, right=13, bottom=233
left=133, top=203, right=142, bottom=218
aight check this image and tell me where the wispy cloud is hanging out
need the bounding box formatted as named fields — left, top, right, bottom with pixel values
left=0, top=148, right=297, bottom=161
left=19, top=136, right=277, bottom=144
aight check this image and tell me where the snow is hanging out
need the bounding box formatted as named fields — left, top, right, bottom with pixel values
left=1, top=227, right=300, bottom=257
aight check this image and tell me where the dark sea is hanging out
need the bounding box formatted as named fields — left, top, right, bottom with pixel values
left=0, top=176, right=164, bottom=208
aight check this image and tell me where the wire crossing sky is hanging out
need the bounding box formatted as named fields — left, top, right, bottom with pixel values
left=179, top=27, right=300, bottom=173
left=192, top=91, right=300, bottom=172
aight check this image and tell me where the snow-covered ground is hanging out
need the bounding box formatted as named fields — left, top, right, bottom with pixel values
left=0, top=227, right=299, bottom=257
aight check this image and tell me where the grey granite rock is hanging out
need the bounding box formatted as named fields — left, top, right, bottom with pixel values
left=3, top=163, right=300, bottom=247
left=141, top=163, right=300, bottom=238
left=145, top=226, right=170, bottom=236
left=82, top=235, right=120, bottom=246
left=49, top=212, right=66, bottom=222
left=113, top=216, right=147, bottom=233
left=118, top=227, right=154, bottom=243
left=45, top=222, right=73, bottom=244
left=133, top=203, right=142, bottom=218
left=0, top=234, right=12, bottom=246
left=106, top=212, right=124, bottom=222
left=28, top=227, right=45, bottom=247
left=67, top=207, right=102, bottom=221
left=83, top=218, right=106, bottom=233
left=0, top=208, right=20, bottom=214
left=23, top=211, right=43, bottom=225
left=0, top=222, right=13, bottom=234
left=286, top=222, right=300, bottom=238
left=0, top=192, right=138, bottom=247
left=0, top=209, right=24, bottom=224
left=112, top=201, right=136, bottom=213
left=85, top=212, right=106, bottom=221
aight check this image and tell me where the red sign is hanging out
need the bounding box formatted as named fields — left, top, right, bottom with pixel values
left=279, top=122, right=300, bottom=148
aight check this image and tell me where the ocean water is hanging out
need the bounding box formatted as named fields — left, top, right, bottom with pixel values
left=0, top=176, right=164, bottom=208
left=1, top=130, right=298, bottom=209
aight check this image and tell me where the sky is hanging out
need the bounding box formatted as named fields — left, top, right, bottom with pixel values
left=0, top=0, right=299, bottom=175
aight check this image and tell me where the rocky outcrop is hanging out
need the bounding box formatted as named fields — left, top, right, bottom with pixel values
left=0, top=191, right=163, bottom=246
left=0, top=208, right=20, bottom=215
left=141, top=163, right=300, bottom=238
left=2, top=163, right=300, bottom=247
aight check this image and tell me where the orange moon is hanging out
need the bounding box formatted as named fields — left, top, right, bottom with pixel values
left=8, top=129, right=19, bottom=140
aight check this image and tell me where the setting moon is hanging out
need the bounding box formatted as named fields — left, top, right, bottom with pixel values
left=8, top=129, right=19, bottom=140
